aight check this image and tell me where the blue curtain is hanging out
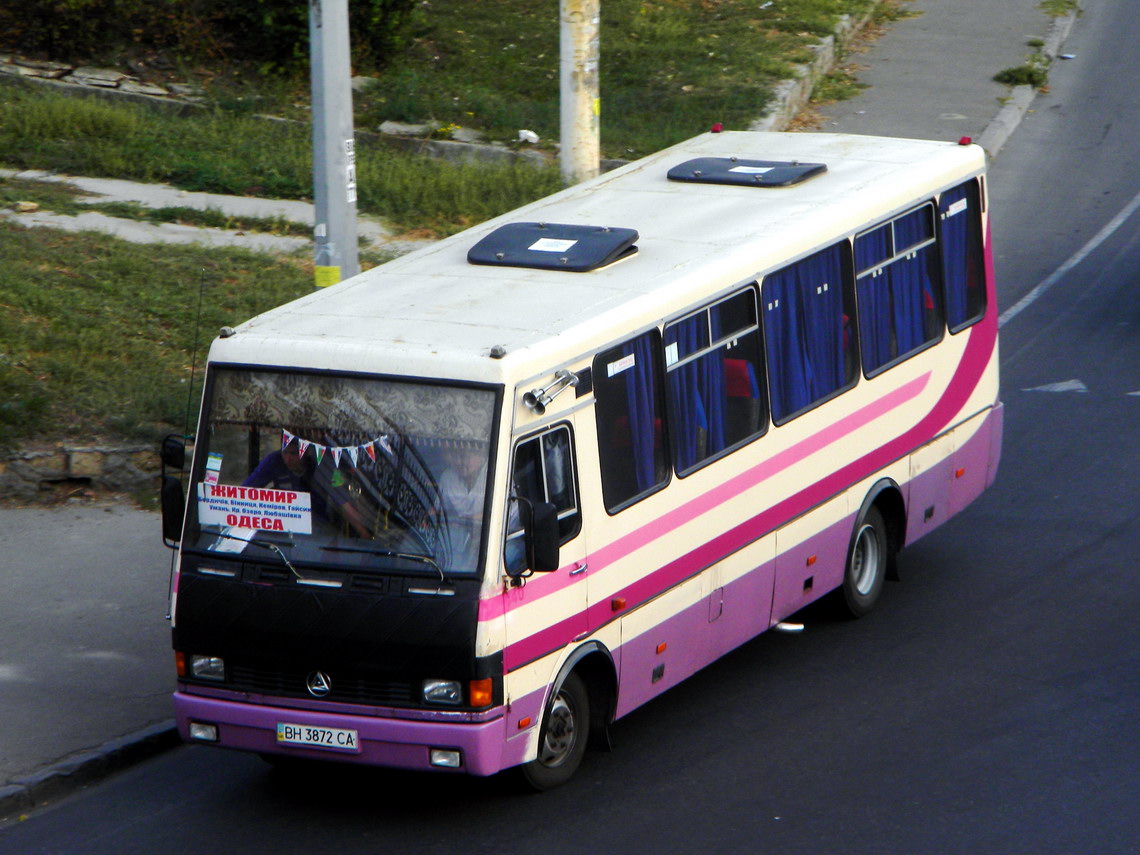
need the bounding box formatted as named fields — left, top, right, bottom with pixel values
left=939, top=183, right=979, bottom=328
left=763, top=245, right=847, bottom=422
left=855, top=227, right=893, bottom=372
left=623, top=333, right=663, bottom=492
left=891, top=209, right=937, bottom=355
left=858, top=273, right=892, bottom=371
left=667, top=315, right=728, bottom=471
left=856, top=223, right=891, bottom=272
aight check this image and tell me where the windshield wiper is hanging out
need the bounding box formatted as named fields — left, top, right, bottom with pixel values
left=322, top=544, right=449, bottom=586
left=205, top=529, right=335, bottom=587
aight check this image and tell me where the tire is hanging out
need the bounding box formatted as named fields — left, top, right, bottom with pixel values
left=839, top=505, right=889, bottom=618
left=520, top=671, right=590, bottom=791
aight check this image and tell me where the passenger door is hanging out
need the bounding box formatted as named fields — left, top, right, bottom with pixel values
left=502, top=424, right=588, bottom=668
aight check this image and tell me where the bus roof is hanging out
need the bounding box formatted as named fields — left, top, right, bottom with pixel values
left=212, top=131, right=985, bottom=384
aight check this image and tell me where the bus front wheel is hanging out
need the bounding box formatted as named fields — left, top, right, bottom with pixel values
left=839, top=505, right=889, bottom=618
left=521, top=671, right=590, bottom=791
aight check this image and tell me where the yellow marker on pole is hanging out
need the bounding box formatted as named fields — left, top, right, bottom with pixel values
left=314, top=266, right=341, bottom=289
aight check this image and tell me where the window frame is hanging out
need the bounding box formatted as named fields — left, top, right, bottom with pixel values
left=663, top=285, right=769, bottom=478
left=760, top=240, right=859, bottom=426
left=937, top=177, right=987, bottom=334
left=504, top=422, right=582, bottom=564
left=593, top=328, right=671, bottom=515
left=854, top=201, right=946, bottom=379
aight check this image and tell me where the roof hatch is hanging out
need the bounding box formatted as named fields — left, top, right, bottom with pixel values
left=467, top=222, right=639, bottom=272
left=667, top=156, right=826, bottom=188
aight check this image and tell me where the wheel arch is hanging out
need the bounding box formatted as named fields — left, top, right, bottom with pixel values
left=855, top=477, right=905, bottom=579
left=552, top=641, right=618, bottom=749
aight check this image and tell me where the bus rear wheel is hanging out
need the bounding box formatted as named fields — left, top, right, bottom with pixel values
left=839, top=505, right=889, bottom=618
left=521, top=671, right=589, bottom=791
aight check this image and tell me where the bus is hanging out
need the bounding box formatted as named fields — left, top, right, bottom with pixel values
left=161, top=130, right=1001, bottom=789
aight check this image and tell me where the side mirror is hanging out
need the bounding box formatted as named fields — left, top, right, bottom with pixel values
left=160, top=434, right=186, bottom=469
left=525, top=500, right=560, bottom=573
left=161, top=476, right=185, bottom=546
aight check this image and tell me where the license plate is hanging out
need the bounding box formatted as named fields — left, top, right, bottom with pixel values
left=276, top=722, right=360, bottom=752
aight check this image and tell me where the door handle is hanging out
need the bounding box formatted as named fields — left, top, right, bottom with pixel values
left=569, top=563, right=588, bottom=576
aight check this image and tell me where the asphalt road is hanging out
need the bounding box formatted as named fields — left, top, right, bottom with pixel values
left=2, top=2, right=1138, bottom=853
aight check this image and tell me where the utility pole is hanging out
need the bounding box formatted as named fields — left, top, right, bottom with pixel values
left=560, top=0, right=601, bottom=185
left=310, top=0, right=359, bottom=288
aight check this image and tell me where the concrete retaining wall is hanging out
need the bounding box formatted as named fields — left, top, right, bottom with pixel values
left=0, top=445, right=161, bottom=502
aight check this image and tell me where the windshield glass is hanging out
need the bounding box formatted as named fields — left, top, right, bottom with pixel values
left=185, top=368, right=497, bottom=576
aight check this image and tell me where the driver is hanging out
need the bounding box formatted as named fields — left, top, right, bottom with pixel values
left=244, top=438, right=371, bottom=538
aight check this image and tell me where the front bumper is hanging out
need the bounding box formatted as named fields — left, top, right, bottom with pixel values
left=174, top=691, right=519, bottom=776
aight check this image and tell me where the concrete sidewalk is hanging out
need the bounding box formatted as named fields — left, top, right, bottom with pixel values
left=0, top=0, right=1080, bottom=822
left=0, top=168, right=400, bottom=254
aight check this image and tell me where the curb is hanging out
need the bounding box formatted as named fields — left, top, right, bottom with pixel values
left=751, top=6, right=883, bottom=132
left=976, top=9, right=1080, bottom=157
left=0, top=721, right=180, bottom=821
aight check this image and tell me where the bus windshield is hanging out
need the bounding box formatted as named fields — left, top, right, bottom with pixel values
left=184, top=368, right=497, bottom=577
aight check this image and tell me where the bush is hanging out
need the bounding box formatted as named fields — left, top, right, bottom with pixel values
left=0, top=0, right=422, bottom=71
left=993, top=64, right=1049, bottom=88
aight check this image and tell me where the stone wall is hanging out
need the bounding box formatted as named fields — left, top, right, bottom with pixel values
left=0, top=444, right=161, bottom=502
left=0, top=54, right=204, bottom=113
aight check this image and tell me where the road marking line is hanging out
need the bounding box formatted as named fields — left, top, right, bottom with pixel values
left=999, top=187, right=1140, bottom=328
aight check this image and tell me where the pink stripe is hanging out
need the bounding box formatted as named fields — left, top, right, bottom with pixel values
left=480, top=371, right=931, bottom=625
left=499, top=220, right=999, bottom=673
left=593, top=371, right=932, bottom=568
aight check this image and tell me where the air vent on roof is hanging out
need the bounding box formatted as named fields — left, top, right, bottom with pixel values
left=667, top=157, right=826, bottom=188
left=467, top=222, right=638, bottom=272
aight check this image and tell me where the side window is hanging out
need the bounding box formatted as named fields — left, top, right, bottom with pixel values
left=761, top=242, right=857, bottom=424
left=664, top=287, right=768, bottom=475
left=939, top=179, right=986, bottom=332
left=594, top=329, right=669, bottom=512
left=505, top=425, right=580, bottom=570
left=855, top=202, right=944, bottom=376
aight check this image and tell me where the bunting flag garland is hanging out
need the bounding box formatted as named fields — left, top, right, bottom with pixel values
left=281, top=429, right=394, bottom=468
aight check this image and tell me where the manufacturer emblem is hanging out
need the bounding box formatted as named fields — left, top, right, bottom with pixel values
left=306, top=670, right=333, bottom=698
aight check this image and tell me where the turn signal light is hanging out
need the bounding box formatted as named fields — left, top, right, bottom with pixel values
left=175, top=651, right=187, bottom=678
left=469, top=678, right=493, bottom=708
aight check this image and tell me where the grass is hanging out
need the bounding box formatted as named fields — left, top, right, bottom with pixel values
left=0, top=0, right=880, bottom=455
left=356, top=0, right=877, bottom=158
left=0, top=84, right=563, bottom=237
left=0, top=222, right=312, bottom=451
left=1039, top=0, right=1080, bottom=17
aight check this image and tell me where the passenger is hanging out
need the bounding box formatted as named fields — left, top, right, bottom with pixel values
left=438, top=443, right=488, bottom=568
left=439, top=443, right=487, bottom=522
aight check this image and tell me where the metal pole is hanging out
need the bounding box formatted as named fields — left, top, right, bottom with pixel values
left=310, top=0, right=359, bottom=288
left=560, top=0, right=601, bottom=185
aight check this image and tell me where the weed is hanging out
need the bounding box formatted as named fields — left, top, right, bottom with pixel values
left=993, top=65, right=1049, bottom=88
left=1039, top=0, right=1080, bottom=18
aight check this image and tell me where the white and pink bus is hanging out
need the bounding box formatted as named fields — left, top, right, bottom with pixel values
left=162, top=130, right=1000, bottom=788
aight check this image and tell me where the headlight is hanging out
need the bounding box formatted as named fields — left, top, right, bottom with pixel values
left=190, top=655, right=226, bottom=681
left=422, top=679, right=462, bottom=705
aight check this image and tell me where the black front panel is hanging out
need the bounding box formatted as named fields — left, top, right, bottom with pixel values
left=173, top=561, right=497, bottom=708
